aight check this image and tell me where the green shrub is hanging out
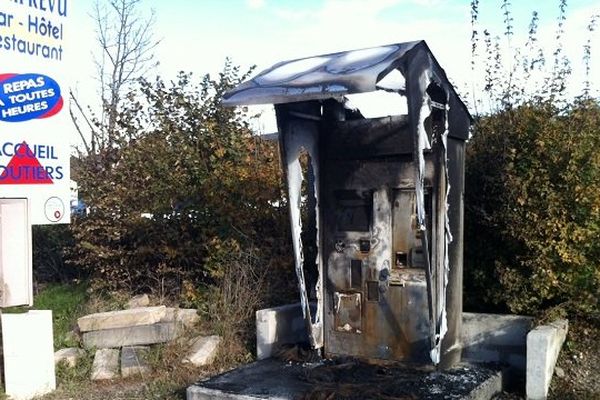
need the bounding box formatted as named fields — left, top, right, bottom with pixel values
left=32, top=225, right=79, bottom=284
left=68, top=63, right=293, bottom=299
left=465, top=100, right=600, bottom=315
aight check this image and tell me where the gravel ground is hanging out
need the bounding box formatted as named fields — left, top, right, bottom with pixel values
left=548, top=318, right=600, bottom=399
left=493, top=317, right=600, bottom=400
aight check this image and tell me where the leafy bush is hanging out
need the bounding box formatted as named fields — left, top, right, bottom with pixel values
left=32, top=225, right=79, bottom=284
left=68, top=62, right=294, bottom=299
left=464, top=1, right=599, bottom=317
left=465, top=100, right=600, bottom=315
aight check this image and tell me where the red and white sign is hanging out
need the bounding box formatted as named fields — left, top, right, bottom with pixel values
left=0, top=1, right=71, bottom=224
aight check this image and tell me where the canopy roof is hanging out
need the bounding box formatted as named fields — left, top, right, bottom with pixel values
left=222, top=41, right=466, bottom=111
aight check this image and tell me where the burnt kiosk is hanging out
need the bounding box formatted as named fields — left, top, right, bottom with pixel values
left=223, top=41, right=471, bottom=368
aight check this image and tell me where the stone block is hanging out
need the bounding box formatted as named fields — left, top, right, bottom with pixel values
left=82, top=322, right=177, bottom=349
left=256, top=303, right=314, bottom=360
left=121, top=346, right=152, bottom=378
left=183, top=335, right=222, bottom=366
left=163, top=308, right=200, bottom=329
left=78, top=306, right=166, bottom=332
left=91, top=349, right=120, bottom=380
left=526, top=319, right=568, bottom=400
left=55, top=348, right=85, bottom=368
left=126, top=294, right=150, bottom=309
left=1, top=311, right=56, bottom=400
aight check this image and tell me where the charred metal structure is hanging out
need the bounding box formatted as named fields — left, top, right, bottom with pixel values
left=224, top=41, right=471, bottom=368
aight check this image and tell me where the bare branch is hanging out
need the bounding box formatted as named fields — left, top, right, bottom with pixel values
left=90, top=0, right=160, bottom=149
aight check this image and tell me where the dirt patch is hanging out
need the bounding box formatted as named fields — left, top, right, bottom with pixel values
left=549, top=317, right=600, bottom=400
left=494, top=317, right=600, bottom=400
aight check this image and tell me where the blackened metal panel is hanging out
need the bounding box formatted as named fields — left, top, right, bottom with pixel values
left=323, top=116, right=412, bottom=160
left=275, top=102, right=324, bottom=349
left=400, top=43, right=471, bottom=366
left=321, top=118, right=434, bottom=362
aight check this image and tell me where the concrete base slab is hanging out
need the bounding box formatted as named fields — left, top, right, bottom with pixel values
left=187, top=359, right=503, bottom=400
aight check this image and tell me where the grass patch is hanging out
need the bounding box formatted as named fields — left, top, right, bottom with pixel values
left=33, top=283, right=88, bottom=349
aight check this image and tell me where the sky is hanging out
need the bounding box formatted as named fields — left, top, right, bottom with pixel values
left=68, top=0, right=600, bottom=140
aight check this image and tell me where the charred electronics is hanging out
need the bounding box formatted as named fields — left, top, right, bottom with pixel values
left=223, top=41, right=471, bottom=368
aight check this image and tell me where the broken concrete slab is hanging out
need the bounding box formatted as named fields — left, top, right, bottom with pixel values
left=187, top=359, right=503, bottom=400
left=183, top=335, right=222, bottom=367
left=163, top=307, right=200, bottom=329
left=54, top=348, right=85, bottom=368
left=121, top=346, right=152, bottom=378
left=91, top=349, right=120, bottom=381
left=126, top=294, right=150, bottom=309
left=77, top=306, right=167, bottom=332
left=526, top=319, right=568, bottom=400
left=82, top=322, right=177, bottom=349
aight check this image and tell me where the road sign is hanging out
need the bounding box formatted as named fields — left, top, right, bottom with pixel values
left=0, top=1, right=71, bottom=224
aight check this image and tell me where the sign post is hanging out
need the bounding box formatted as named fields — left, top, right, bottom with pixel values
left=0, top=1, right=72, bottom=398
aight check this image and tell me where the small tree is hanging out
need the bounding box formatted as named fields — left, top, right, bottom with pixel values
left=70, top=0, right=159, bottom=154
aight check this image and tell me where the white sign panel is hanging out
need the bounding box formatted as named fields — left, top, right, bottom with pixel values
left=0, top=198, right=32, bottom=307
left=0, top=0, right=71, bottom=224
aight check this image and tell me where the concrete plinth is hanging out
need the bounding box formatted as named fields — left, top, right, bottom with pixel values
left=255, top=303, right=314, bottom=360
left=187, top=359, right=503, bottom=400
left=461, top=312, right=534, bottom=372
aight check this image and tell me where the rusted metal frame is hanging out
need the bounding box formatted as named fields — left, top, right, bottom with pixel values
left=274, top=102, right=324, bottom=349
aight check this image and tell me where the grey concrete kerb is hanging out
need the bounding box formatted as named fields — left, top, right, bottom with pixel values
left=526, top=319, right=568, bottom=400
